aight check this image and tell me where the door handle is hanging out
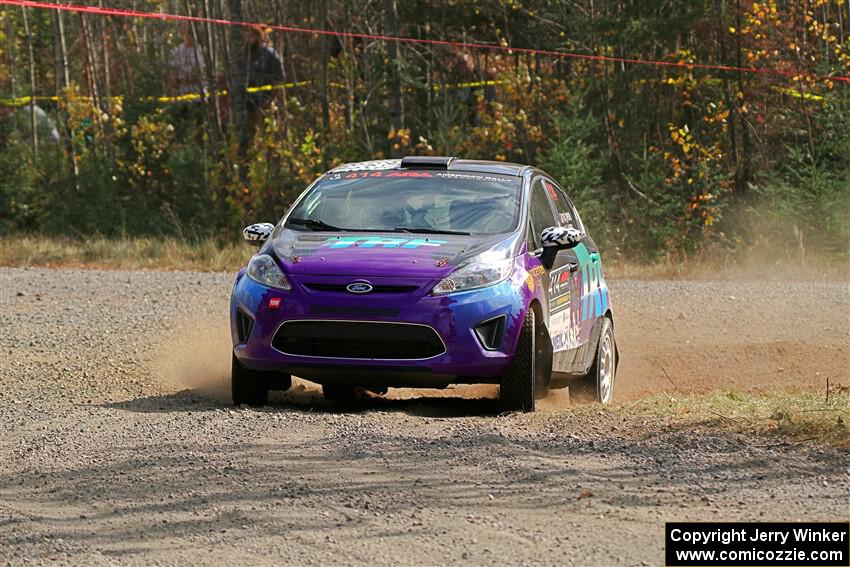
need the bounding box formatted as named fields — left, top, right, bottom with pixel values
left=590, top=252, right=600, bottom=262
left=567, top=261, right=579, bottom=271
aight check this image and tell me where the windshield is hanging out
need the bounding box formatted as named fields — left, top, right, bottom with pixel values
left=285, top=171, right=522, bottom=236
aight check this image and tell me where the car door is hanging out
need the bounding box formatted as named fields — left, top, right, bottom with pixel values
left=525, top=178, right=575, bottom=360
left=534, top=178, right=586, bottom=372
left=549, top=181, right=610, bottom=373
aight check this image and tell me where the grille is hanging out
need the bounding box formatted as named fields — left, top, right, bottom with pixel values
left=272, top=321, right=445, bottom=359
left=236, top=309, right=254, bottom=344
left=304, top=283, right=419, bottom=294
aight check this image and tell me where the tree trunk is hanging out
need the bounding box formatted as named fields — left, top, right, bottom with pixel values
left=226, top=0, right=249, bottom=174
left=5, top=7, right=17, bottom=97
left=734, top=0, right=749, bottom=196
left=79, top=13, right=104, bottom=148
left=201, top=0, right=224, bottom=139
left=319, top=0, right=330, bottom=168
left=384, top=0, right=404, bottom=157
left=21, top=6, right=38, bottom=155
left=719, top=0, right=739, bottom=188
left=52, top=9, right=79, bottom=191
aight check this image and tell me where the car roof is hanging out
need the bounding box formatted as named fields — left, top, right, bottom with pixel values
left=327, top=157, right=533, bottom=178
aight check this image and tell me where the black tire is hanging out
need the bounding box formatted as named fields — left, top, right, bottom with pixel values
left=500, top=310, right=545, bottom=413
left=231, top=354, right=269, bottom=407
left=570, top=317, right=616, bottom=404
left=534, top=317, right=553, bottom=401
left=322, top=384, right=357, bottom=402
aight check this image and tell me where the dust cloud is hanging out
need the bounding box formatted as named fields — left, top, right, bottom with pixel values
left=148, top=314, right=233, bottom=401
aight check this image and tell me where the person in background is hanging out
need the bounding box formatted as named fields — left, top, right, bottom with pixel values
left=243, top=25, right=284, bottom=129
left=0, top=102, right=60, bottom=151
left=449, top=50, right=484, bottom=126
left=167, top=23, right=206, bottom=100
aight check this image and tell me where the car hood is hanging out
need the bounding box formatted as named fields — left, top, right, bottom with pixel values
left=269, top=229, right=521, bottom=278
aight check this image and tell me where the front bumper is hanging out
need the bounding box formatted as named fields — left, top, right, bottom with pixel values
left=230, top=271, right=528, bottom=386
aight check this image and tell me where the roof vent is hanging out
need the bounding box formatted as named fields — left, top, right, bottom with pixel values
left=400, top=156, right=455, bottom=170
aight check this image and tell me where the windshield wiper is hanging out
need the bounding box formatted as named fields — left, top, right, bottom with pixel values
left=288, top=217, right=344, bottom=231
left=289, top=218, right=470, bottom=235
left=393, top=227, right=472, bottom=236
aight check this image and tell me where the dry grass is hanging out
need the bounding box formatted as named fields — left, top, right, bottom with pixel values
left=624, top=387, right=850, bottom=447
left=604, top=250, right=850, bottom=281
left=0, top=234, right=251, bottom=272
left=2, top=234, right=847, bottom=280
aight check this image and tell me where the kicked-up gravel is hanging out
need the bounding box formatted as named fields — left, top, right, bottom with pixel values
left=1, top=267, right=848, bottom=565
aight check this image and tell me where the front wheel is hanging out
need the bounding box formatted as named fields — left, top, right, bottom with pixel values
left=571, top=317, right=616, bottom=404
left=500, top=310, right=550, bottom=413
left=231, top=354, right=270, bottom=407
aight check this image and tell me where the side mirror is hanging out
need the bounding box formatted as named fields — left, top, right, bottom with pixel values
left=243, top=223, right=275, bottom=245
left=541, top=226, right=584, bottom=249
left=539, top=226, right=585, bottom=269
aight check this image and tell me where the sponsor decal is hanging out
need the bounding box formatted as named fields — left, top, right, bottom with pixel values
left=547, top=266, right=572, bottom=312
left=547, top=264, right=579, bottom=352
left=341, top=170, right=435, bottom=179
left=268, top=297, right=282, bottom=309
left=434, top=172, right=515, bottom=184
left=573, top=243, right=609, bottom=322
left=551, top=314, right=580, bottom=352
left=527, top=264, right=545, bottom=293
left=324, top=236, right=447, bottom=249
left=551, top=243, right=609, bottom=351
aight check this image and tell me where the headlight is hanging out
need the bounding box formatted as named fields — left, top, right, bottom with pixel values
left=246, top=254, right=291, bottom=290
left=431, top=257, right=513, bottom=295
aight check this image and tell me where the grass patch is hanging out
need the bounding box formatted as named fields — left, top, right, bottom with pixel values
left=0, top=234, right=251, bottom=272
left=627, top=388, right=850, bottom=447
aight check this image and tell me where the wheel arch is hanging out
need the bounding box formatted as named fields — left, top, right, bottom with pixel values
left=602, top=308, right=619, bottom=369
left=528, top=298, right=545, bottom=322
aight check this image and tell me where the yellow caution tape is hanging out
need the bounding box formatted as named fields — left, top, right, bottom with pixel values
left=432, top=79, right=505, bottom=90
left=1, top=77, right=825, bottom=107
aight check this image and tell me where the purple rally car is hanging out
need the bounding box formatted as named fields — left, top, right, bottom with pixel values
left=230, top=156, right=617, bottom=412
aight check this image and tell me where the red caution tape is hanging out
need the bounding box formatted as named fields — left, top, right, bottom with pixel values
left=2, top=0, right=848, bottom=85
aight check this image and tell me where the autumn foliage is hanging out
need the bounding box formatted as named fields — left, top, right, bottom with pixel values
left=1, top=0, right=847, bottom=263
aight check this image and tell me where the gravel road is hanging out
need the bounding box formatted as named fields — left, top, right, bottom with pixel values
left=1, top=268, right=848, bottom=565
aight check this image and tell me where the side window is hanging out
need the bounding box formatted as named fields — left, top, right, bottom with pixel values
left=527, top=179, right=557, bottom=252
left=568, top=200, right=585, bottom=233
left=544, top=179, right=579, bottom=229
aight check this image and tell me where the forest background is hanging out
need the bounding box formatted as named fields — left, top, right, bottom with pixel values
left=1, top=0, right=848, bottom=268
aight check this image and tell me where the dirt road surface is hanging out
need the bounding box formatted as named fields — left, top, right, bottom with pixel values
left=1, top=268, right=848, bottom=565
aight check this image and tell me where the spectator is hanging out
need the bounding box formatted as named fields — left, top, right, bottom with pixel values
left=167, top=23, right=206, bottom=100
left=242, top=25, right=284, bottom=128
left=449, top=51, right=485, bottom=126
left=1, top=102, right=60, bottom=150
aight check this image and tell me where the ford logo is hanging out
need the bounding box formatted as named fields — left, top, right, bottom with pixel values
left=346, top=282, right=373, bottom=294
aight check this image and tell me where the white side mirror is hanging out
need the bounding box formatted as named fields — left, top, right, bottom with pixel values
left=541, top=226, right=584, bottom=249
left=243, top=223, right=275, bottom=245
